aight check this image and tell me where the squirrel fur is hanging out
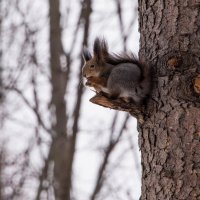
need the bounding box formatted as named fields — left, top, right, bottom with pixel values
left=82, top=38, right=151, bottom=104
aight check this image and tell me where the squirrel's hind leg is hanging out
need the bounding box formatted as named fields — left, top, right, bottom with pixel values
left=120, top=97, right=133, bottom=103
left=101, top=92, right=119, bottom=100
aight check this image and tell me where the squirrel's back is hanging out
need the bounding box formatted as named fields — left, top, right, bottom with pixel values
left=107, top=63, right=148, bottom=103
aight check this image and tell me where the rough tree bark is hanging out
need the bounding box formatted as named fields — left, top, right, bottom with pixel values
left=138, top=1, right=200, bottom=199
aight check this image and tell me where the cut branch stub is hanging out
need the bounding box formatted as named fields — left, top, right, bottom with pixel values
left=167, top=57, right=181, bottom=70
left=90, top=93, right=145, bottom=124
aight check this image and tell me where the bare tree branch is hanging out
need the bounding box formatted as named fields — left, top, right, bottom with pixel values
left=5, top=86, right=52, bottom=134
left=90, top=114, right=130, bottom=200
left=0, top=149, right=4, bottom=200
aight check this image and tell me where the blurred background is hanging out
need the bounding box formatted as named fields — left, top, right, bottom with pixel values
left=0, top=0, right=141, bottom=199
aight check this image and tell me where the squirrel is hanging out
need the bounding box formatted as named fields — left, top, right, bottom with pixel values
left=82, top=37, right=151, bottom=104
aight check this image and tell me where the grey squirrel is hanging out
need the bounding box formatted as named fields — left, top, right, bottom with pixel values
left=82, top=38, right=151, bottom=104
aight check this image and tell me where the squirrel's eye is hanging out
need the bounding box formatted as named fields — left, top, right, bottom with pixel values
left=90, top=65, right=95, bottom=68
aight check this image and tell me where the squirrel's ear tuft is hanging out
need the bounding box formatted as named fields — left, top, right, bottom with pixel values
left=93, top=38, right=101, bottom=58
left=101, top=38, right=108, bottom=57
left=83, top=47, right=92, bottom=62
left=93, top=37, right=108, bottom=63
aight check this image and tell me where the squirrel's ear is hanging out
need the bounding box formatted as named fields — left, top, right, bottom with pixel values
left=83, top=47, right=92, bottom=62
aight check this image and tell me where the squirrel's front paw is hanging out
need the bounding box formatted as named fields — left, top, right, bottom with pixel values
left=85, top=80, right=92, bottom=86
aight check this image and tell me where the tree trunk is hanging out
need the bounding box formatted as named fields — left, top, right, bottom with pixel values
left=138, top=0, right=200, bottom=199
left=49, top=0, right=70, bottom=199
left=48, top=0, right=92, bottom=199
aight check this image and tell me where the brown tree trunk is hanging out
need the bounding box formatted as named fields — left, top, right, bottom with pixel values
left=138, top=0, right=200, bottom=199
left=49, top=0, right=69, bottom=199
left=48, top=0, right=92, bottom=199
